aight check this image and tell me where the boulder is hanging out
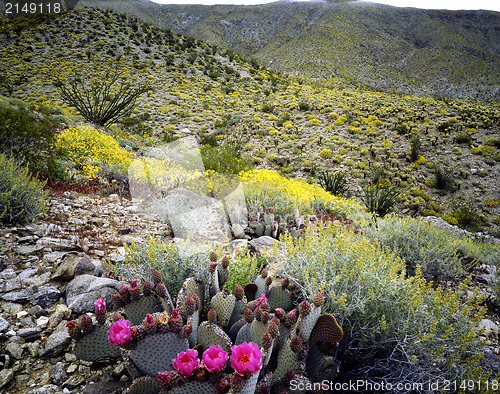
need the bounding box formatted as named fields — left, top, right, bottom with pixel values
left=65, top=275, right=121, bottom=314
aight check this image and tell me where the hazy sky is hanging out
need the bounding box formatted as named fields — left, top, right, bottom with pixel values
left=151, top=0, right=500, bottom=12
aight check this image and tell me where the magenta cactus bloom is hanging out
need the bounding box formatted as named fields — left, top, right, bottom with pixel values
left=172, top=349, right=199, bottom=377
left=143, top=313, right=156, bottom=328
left=202, top=345, right=228, bottom=374
left=130, top=280, right=139, bottom=291
left=108, top=319, right=132, bottom=347
left=254, top=294, right=268, bottom=307
left=94, top=298, right=106, bottom=315
left=230, top=342, right=262, bottom=376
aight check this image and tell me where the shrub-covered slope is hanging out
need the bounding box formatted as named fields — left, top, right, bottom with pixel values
left=78, top=0, right=500, bottom=101
left=0, top=7, right=499, bottom=231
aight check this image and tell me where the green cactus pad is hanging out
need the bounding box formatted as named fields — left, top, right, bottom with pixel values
left=278, top=325, right=291, bottom=350
left=228, top=318, right=247, bottom=343
left=198, top=321, right=232, bottom=354
left=187, top=311, right=199, bottom=348
left=74, top=325, right=121, bottom=362
left=129, top=332, right=189, bottom=376
left=250, top=320, right=268, bottom=345
left=177, top=278, right=204, bottom=319
left=124, top=296, right=163, bottom=326
left=210, top=291, right=236, bottom=327
left=309, top=313, right=343, bottom=344
left=306, top=342, right=341, bottom=383
left=123, top=376, right=161, bottom=394
left=209, top=271, right=220, bottom=299
left=244, top=283, right=257, bottom=302
left=272, top=338, right=303, bottom=383
left=171, top=380, right=218, bottom=394
left=217, top=264, right=230, bottom=288
left=268, top=285, right=293, bottom=311
left=235, top=322, right=252, bottom=346
left=254, top=275, right=267, bottom=298
left=238, top=371, right=259, bottom=394
left=228, top=299, right=246, bottom=328
left=297, top=306, right=321, bottom=342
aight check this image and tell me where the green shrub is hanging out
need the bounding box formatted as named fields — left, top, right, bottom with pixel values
left=450, top=199, right=482, bottom=227
left=316, top=170, right=349, bottom=197
left=361, top=185, right=400, bottom=217
left=281, top=226, right=485, bottom=385
left=319, top=148, right=332, bottom=159
left=0, top=154, right=48, bottom=224
left=410, top=134, right=421, bottom=162
left=114, top=236, right=211, bottom=299
left=434, top=165, right=455, bottom=191
left=201, top=145, right=254, bottom=174
left=455, top=132, right=472, bottom=144
left=298, top=101, right=311, bottom=111
left=0, top=99, right=61, bottom=178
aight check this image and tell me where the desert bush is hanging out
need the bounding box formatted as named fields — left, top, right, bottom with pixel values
left=115, top=236, right=211, bottom=299
left=200, top=145, right=254, bottom=174
left=54, top=65, right=151, bottom=127
left=361, top=185, right=399, bottom=217
left=281, top=226, right=486, bottom=386
left=55, top=125, right=133, bottom=180
left=316, top=170, right=349, bottom=197
left=434, top=165, right=455, bottom=191
left=450, top=199, right=482, bottom=227
left=0, top=154, right=48, bottom=224
left=298, top=100, right=311, bottom=111
left=0, top=98, right=62, bottom=178
left=367, top=216, right=471, bottom=281
left=410, top=134, right=421, bottom=162
left=261, top=102, right=275, bottom=113
left=455, top=132, right=472, bottom=144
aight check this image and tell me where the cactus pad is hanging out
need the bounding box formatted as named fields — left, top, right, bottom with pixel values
left=296, top=306, right=321, bottom=342
left=244, top=283, right=257, bottom=302
left=228, top=299, right=246, bottom=328
left=124, top=296, right=163, bottom=326
left=267, top=285, right=293, bottom=311
left=123, top=376, right=161, bottom=394
left=273, top=338, right=304, bottom=383
left=74, top=325, right=121, bottom=362
left=235, top=322, right=252, bottom=346
left=171, top=381, right=218, bottom=394
left=309, top=313, right=343, bottom=344
left=211, top=291, right=236, bottom=326
left=198, top=321, right=232, bottom=354
left=228, top=318, right=247, bottom=343
left=129, top=332, right=189, bottom=376
left=306, top=342, right=341, bottom=383
left=250, top=320, right=268, bottom=345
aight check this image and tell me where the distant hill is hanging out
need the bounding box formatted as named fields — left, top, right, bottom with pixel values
left=78, top=0, right=500, bottom=101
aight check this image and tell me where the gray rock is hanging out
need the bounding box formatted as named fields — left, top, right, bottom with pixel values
left=50, top=362, right=68, bottom=386
left=43, top=251, right=67, bottom=264
left=0, top=315, right=10, bottom=332
left=1, top=287, right=33, bottom=303
left=0, top=369, right=14, bottom=389
left=47, top=311, right=64, bottom=329
left=5, top=341, right=23, bottom=359
left=17, top=327, right=41, bottom=337
left=52, top=253, right=83, bottom=281
left=31, top=286, right=62, bottom=308
left=26, top=341, right=39, bottom=357
left=16, top=244, right=44, bottom=256
left=41, top=320, right=70, bottom=358
left=36, top=237, right=75, bottom=251
left=249, top=236, right=280, bottom=255
left=65, top=275, right=121, bottom=314
left=74, top=256, right=95, bottom=275
left=63, top=375, right=86, bottom=389
left=82, top=381, right=128, bottom=394
left=229, top=239, right=250, bottom=252
left=27, top=385, right=60, bottom=394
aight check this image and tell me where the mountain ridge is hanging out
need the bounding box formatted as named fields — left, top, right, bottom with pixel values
left=78, top=0, right=500, bottom=101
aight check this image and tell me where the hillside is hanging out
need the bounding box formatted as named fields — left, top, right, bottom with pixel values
left=78, top=0, right=500, bottom=101
left=1, top=7, right=500, bottom=394
left=0, top=7, right=499, bottom=232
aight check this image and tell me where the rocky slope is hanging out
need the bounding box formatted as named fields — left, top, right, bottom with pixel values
left=78, top=0, right=500, bottom=101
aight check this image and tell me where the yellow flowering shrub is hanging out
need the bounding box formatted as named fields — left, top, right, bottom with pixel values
left=56, top=125, right=133, bottom=180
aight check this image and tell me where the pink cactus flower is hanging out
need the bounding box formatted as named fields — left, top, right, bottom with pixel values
left=94, top=298, right=106, bottom=315
left=143, top=313, right=156, bottom=328
left=254, top=294, right=268, bottom=307
left=230, top=342, right=262, bottom=376
left=172, top=349, right=199, bottom=377
left=202, top=345, right=228, bottom=374
left=130, top=280, right=139, bottom=291
left=108, top=319, right=132, bottom=347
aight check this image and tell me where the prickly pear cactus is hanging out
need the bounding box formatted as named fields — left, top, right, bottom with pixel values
left=128, top=332, right=189, bottom=376
left=272, top=336, right=305, bottom=383
left=125, top=296, right=164, bottom=326
left=309, top=313, right=343, bottom=344
left=123, top=376, right=161, bottom=394
left=74, top=325, right=121, bottom=362
left=210, top=290, right=236, bottom=327
left=234, top=322, right=252, bottom=346
left=198, top=321, right=232, bottom=354
left=171, top=381, right=218, bottom=394
left=267, top=284, right=293, bottom=311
